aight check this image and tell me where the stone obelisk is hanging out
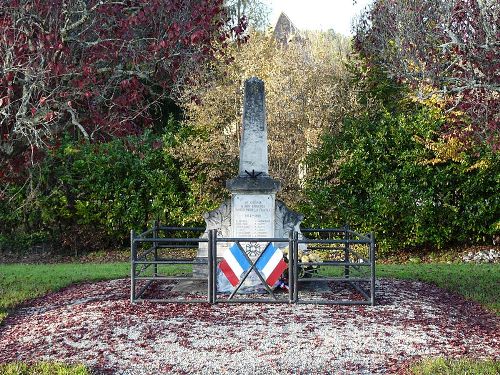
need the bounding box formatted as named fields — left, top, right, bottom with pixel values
left=196, top=77, right=303, bottom=291
left=235, top=77, right=271, bottom=178
left=226, top=77, right=280, bottom=244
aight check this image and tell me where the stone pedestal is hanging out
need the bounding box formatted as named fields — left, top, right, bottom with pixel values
left=194, top=197, right=303, bottom=281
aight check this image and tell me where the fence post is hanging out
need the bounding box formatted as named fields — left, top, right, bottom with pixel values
left=370, top=232, right=376, bottom=306
left=344, top=224, right=350, bottom=279
left=288, top=232, right=294, bottom=304
left=208, top=229, right=214, bottom=304
left=212, top=230, right=218, bottom=303
left=153, top=220, right=159, bottom=277
left=130, top=229, right=136, bottom=303
left=293, top=231, right=299, bottom=303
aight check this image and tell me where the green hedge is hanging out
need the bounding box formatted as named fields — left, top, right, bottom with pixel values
left=301, top=68, right=500, bottom=255
left=0, top=125, right=198, bottom=253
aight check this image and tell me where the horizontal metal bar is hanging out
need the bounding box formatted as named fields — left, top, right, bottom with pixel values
left=298, top=277, right=371, bottom=282
left=156, top=257, right=197, bottom=262
left=214, top=298, right=289, bottom=304
left=301, top=228, right=346, bottom=233
left=216, top=237, right=289, bottom=242
left=298, top=261, right=371, bottom=267
left=150, top=256, right=220, bottom=262
left=134, top=238, right=208, bottom=243
left=157, top=226, right=205, bottom=231
left=135, top=298, right=209, bottom=304
left=296, top=300, right=370, bottom=305
left=298, top=239, right=370, bottom=244
left=307, top=246, right=346, bottom=251
left=134, top=260, right=198, bottom=265
left=302, top=228, right=371, bottom=241
left=137, top=237, right=368, bottom=245
left=156, top=245, right=199, bottom=249
left=134, top=276, right=205, bottom=281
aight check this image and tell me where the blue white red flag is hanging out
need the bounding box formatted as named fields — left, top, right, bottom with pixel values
left=255, top=243, right=288, bottom=287
left=218, top=243, right=251, bottom=286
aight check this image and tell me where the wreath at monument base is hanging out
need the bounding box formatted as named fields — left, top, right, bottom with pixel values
left=275, top=246, right=324, bottom=290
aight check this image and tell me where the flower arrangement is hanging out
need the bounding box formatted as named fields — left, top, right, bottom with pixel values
left=276, top=246, right=324, bottom=290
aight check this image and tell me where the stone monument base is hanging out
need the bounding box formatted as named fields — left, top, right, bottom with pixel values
left=194, top=198, right=304, bottom=291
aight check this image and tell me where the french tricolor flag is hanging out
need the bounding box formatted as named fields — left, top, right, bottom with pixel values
left=218, top=243, right=251, bottom=287
left=255, top=243, right=288, bottom=287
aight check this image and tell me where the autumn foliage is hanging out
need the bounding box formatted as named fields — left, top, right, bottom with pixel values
left=354, top=0, right=499, bottom=151
left=0, top=0, right=242, bottom=180
left=174, top=31, right=356, bottom=213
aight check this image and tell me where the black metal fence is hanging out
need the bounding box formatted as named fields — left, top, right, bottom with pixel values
left=294, top=227, right=376, bottom=305
left=130, top=225, right=206, bottom=303
left=131, top=223, right=376, bottom=305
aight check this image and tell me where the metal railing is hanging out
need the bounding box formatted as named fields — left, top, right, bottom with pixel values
left=130, top=223, right=206, bottom=303
left=294, top=227, right=376, bottom=305
left=130, top=224, right=376, bottom=305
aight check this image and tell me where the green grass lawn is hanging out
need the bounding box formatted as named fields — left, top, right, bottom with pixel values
left=0, top=362, right=89, bottom=375
left=0, top=261, right=498, bottom=374
left=319, top=263, right=499, bottom=313
left=1, top=262, right=498, bottom=323
left=0, top=262, right=130, bottom=322
left=411, top=357, right=500, bottom=375
left=377, top=263, right=500, bottom=313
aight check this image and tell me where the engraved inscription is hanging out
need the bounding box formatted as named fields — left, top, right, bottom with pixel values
left=232, top=194, right=274, bottom=239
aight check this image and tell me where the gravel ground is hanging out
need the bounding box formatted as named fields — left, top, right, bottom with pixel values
left=0, top=278, right=498, bottom=374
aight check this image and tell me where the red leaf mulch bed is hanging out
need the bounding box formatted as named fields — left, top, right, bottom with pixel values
left=0, top=279, right=498, bottom=374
